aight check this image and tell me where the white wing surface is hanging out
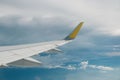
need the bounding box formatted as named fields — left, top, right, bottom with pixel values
left=0, top=22, right=84, bottom=67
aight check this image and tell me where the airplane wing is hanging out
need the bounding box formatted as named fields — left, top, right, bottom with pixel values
left=0, top=22, right=84, bottom=67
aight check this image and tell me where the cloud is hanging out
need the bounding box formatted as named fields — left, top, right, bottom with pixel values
left=80, top=61, right=88, bottom=70
left=39, top=60, right=114, bottom=72
left=80, top=61, right=114, bottom=71
left=65, top=65, right=76, bottom=70
left=44, top=65, right=76, bottom=71
left=0, top=15, right=74, bottom=45
left=89, top=65, right=114, bottom=71
left=0, top=0, right=120, bottom=36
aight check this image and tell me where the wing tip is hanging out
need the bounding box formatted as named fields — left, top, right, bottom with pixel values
left=64, top=22, right=84, bottom=40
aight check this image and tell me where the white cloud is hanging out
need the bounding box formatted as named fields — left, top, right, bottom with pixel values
left=80, top=61, right=88, bottom=70
left=80, top=61, right=114, bottom=71
left=89, top=65, right=114, bottom=71
left=45, top=65, right=76, bottom=71
left=66, top=65, right=76, bottom=70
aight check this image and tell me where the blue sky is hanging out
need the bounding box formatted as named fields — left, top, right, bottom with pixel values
left=0, top=0, right=120, bottom=80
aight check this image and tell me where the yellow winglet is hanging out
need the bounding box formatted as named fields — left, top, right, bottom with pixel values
left=64, top=22, right=84, bottom=40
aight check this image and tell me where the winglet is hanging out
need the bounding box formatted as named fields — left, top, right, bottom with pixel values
left=64, top=22, right=84, bottom=40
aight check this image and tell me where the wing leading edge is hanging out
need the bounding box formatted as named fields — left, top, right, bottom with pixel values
left=0, top=22, right=84, bottom=67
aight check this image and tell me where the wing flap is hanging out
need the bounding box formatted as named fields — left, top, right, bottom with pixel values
left=8, top=57, right=42, bottom=67
left=46, top=48, right=63, bottom=53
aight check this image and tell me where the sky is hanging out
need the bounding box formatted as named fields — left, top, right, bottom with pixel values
left=0, top=0, right=120, bottom=80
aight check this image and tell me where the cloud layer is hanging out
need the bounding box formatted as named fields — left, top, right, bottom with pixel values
left=0, top=0, right=120, bottom=36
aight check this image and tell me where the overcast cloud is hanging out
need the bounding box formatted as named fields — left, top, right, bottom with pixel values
left=0, top=0, right=120, bottom=36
